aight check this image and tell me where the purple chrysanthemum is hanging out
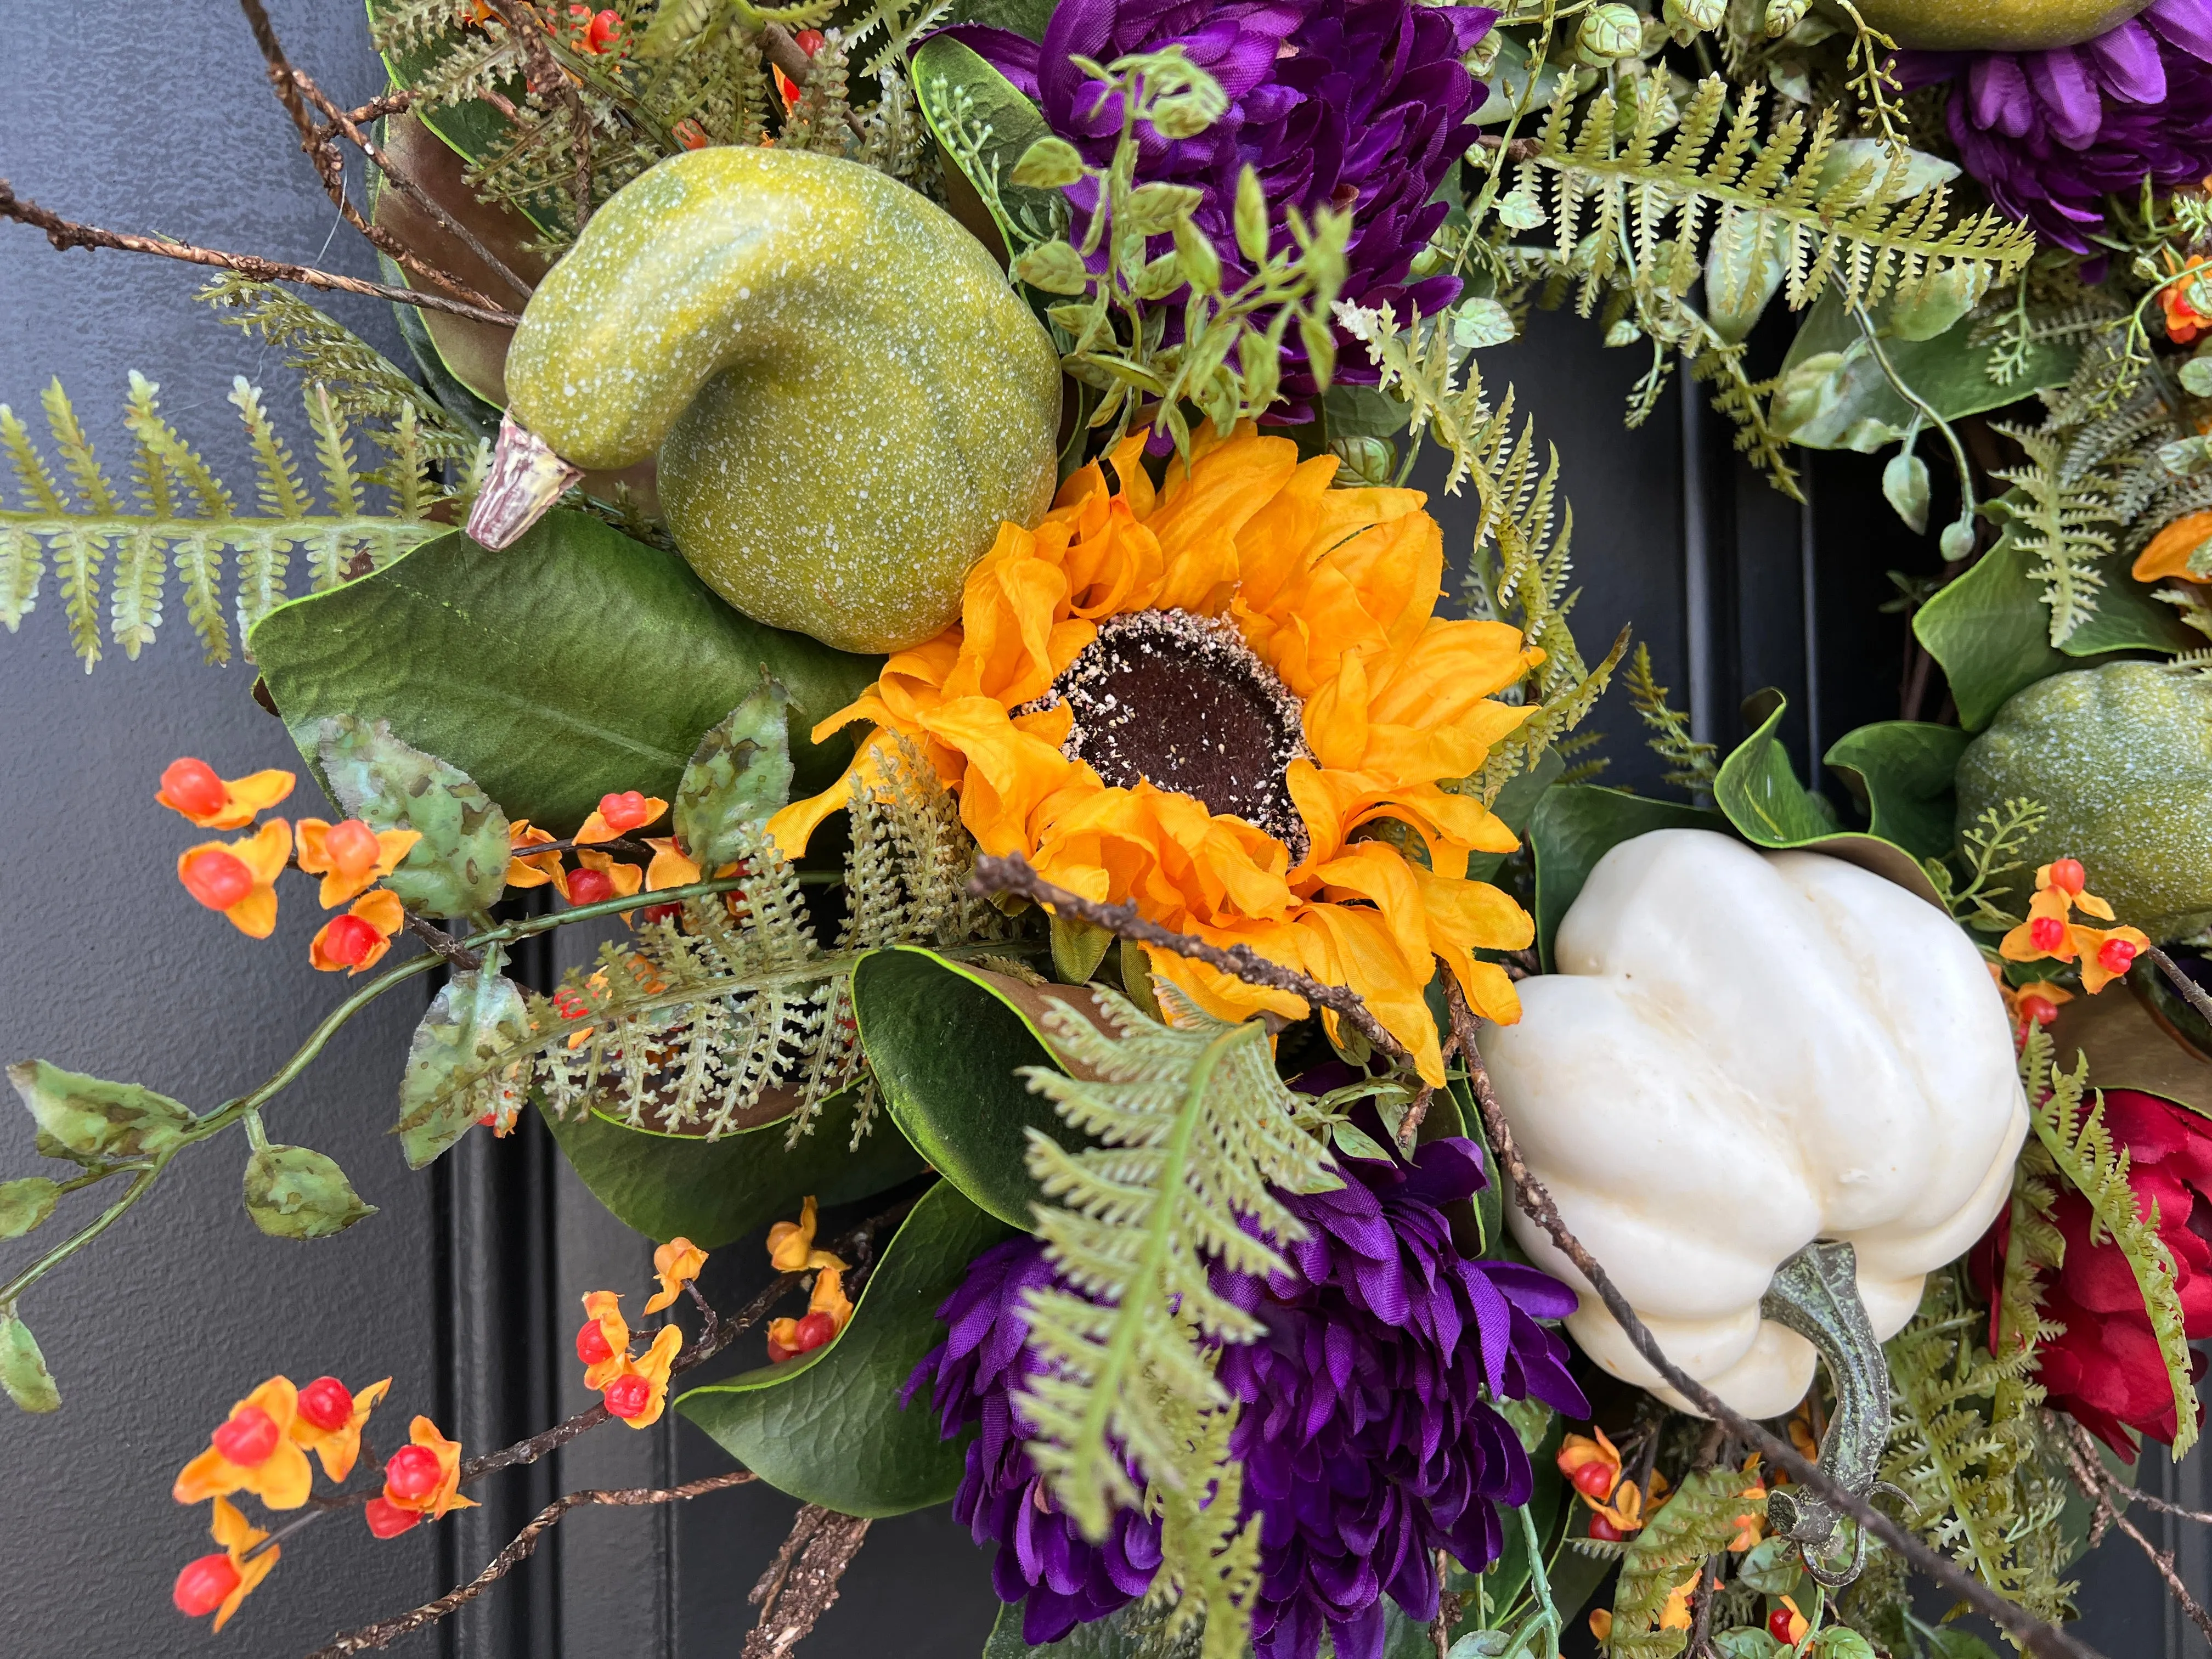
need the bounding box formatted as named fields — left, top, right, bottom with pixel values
left=902, top=1132, right=1588, bottom=1659
left=1894, top=0, right=2212, bottom=253
left=941, top=0, right=1497, bottom=420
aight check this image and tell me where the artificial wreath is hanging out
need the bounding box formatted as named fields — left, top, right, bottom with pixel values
left=3, top=1, right=2212, bottom=1657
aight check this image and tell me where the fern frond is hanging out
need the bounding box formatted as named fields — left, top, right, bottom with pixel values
left=1014, top=982, right=1341, bottom=1610
left=1624, top=642, right=1716, bottom=800
left=2023, top=1026, right=2198, bottom=1457
left=1990, top=425, right=2118, bottom=646
left=1607, top=1468, right=1764, bottom=1659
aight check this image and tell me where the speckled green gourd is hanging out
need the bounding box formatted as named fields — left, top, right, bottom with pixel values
left=1849, top=0, right=2146, bottom=49
left=1955, top=662, right=2212, bottom=941
left=503, top=146, right=1062, bottom=653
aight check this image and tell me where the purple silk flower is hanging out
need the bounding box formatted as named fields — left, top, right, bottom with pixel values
left=902, top=1132, right=1588, bottom=1659
left=940, top=0, right=1498, bottom=420
left=1894, top=0, right=2212, bottom=253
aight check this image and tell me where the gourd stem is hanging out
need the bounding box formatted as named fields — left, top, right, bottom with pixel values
left=466, top=413, right=583, bottom=550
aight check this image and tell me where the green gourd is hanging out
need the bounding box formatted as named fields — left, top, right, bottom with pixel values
left=1847, top=0, right=2146, bottom=49
left=490, top=146, right=1062, bottom=653
left=1955, top=661, right=2212, bottom=942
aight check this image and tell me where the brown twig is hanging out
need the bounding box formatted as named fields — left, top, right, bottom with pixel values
left=1440, top=976, right=2101, bottom=1659
left=403, top=912, right=485, bottom=973
left=744, top=1504, right=873, bottom=1659
left=1686, top=1551, right=1723, bottom=1659
left=1427, top=1549, right=1463, bottom=1659
left=2057, top=1425, right=2212, bottom=1647
left=307, top=1472, right=755, bottom=1657
left=0, top=180, right=521, bottom=326
left=235, top=0, right=506, bottom=312
left=969, top=853, right=1410, bottom=1064
left=2146, top=944, right=2212, bottom=1030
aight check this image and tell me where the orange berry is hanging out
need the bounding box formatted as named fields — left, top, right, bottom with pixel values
left=212, top=1404, right=280, bottom=1466
left=182, top=848, right=255, bottom=911
left=597, top=790, right=653, bottom=833
left=2100, top=937, right=2140, bottom=975
left=384, top=1443, right=442, bottom=1502
left=322, top=914, right=383, bottom=968
left=297, top=1376, right=353, bottom=1432
left=603, top=1373, right=653, bottom=1418
left=2048, top=858, right=2087, bottom=894
left=161, top=758, right=228, bottom=819
left=575, top=1319, right=614, bottom=1367
left=325, top=818, right=383, bottom=879
left=364, top=1497, right=421, bottom=1539
left=2029, top=915, right=2067, bottom=953
left=173, top=1553, right=241, bottom=1617
left=568, top=867, right=616, bottom=906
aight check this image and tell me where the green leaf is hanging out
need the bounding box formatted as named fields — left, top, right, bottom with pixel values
left=679, top=1180, right=1015, bottom=1515
left=852, top=947, right=1097, bottom=1227
left=538, top=1089, right=924, bottom=1250
left=1821, top=721, right=1972, bottom=862
left=0, top=1178, right=59, bottom=1241
left=1714, top=696, right=1946, bottom=907
left=913, top=35, right=1071, bottom=263
left=1011, top=136, right=1085, bottom=190
left=982, top=1589, right=1200, bottom=1659
left=1234, top=164, right=1268, bottom=266
left=1322, top=383, right=1414, bottom=441
left=0, top=1313, right=59, bottom=1414
left=1463, top=746, right=1565, bottom=887
left=1049, top=915, right=1114, bottom=985
left=394, top=963, right=531, bottom=1169
left=1913, top=521, right=2078, bottom=731
left=5, top=1061, right=195, bottom=1160
left=674, top=679, right=794, bottom=868
left=365, top=0, right=553, bottom=233
left=2060, top=558, right=2204, bottom=657
left=1013, top=241, right=1094, bottom=296
left=944, top=0, right=1060, bottom=41
left=1709, top=1633, right=1784, bottom=1659
left=242, top=1144, right=377, bottom=1239
left=1526, top=786, right=1727, bottom=970
left=315, top=715, right=510, bottom=919
left=1732, top=1536, right=1801, bottom=1596
left=1923, top=1630, right=2002, bottom=1659
left=1812, top=1630, right=1878, bottom=1659
left=252, top=510, right=879, bottom=837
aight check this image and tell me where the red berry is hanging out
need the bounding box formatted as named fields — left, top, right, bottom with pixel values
left=161, top=758, right=228, bottom=819
left=2017, top=994, right=2060, bottom=1028
left=364, top=1497, right=421, bottom=1539
left=586, top=7, right=622, bottom=50
left=182, top=848, right=255, bottom=911
left=576, top=1319, right=614, bottom=1366
left=603, top=1372, right=654, bottom=1418
left=674, top=118, right=709, bottom=150
left=1768, top=1607, right=1801, bottom=1643
left=385, top=1443, right=443, bottom=1502
left=323, top=913, right=383, bottom=967
left=1587, top=1511, right=1628, bottom=1541
left=568, top=867, right=616, bottom=906
left=173, top=1552, right=242, bottom=1617
left=2029, top=915, right=2068, bottom=953
left=325, top=818, right=382, bottom=878
left=297, top=1375, right=354, bottom=1432
left=2047, top=858, right=2087, bottom=894
left=2100, top=937, right=2140, bottom=975
left=792, top=1310, right=838, bottom=1352
left=597, top=790, right=651, bottom=832
left=212, top=1404, right=280, bottom=1466
left=643, top=902, right=682, bottom=925
left=1570, top=1460, right=1616, bottom=1499
left=794, top=26, right=824, bottom=53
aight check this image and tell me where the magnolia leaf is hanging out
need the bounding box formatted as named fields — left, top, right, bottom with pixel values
left=242, top=1144, right=377, bottom=1240
left=679, top=1181, right=1015, bottom=1515
left=0, top=1178, right=59, bottom=1241
left=316, top=715, right=509, bottom=920
left=6, top=1061, right=195, bottom=1160
left=674, top=679, right=794, bottom=868
left=0, top=1313, right=59, bottom=1414
left=539, top=1089, right=923, bottom=1250
left=912, top=35, right=1070, bottom=262
left=1822, top=721, right=1972, bottom=862
left=395, top=962, right=531, bottom=1169
left=1527, top=786, right=1726, bottom=969
left=1882, top=448, right=1931, bottom=533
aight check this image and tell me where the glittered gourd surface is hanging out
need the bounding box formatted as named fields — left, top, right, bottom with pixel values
left=501, top=146, right=1063, bottom=653
left=1956, top=661, right=2212, bottom=942
left=1849, top=0, right=2148, bottom=49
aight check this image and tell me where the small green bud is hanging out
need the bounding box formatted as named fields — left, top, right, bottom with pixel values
left=1577, top=4, right=1643, bottom=63
left=1234, top=165, right=1270, bottom=267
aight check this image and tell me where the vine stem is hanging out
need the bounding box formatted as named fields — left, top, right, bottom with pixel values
left=1440, top=976, right=2102, bottom=1659
left=2146, top=944, right=2212, bottom=1030
left=1848, top=293, right=1977, bottom=543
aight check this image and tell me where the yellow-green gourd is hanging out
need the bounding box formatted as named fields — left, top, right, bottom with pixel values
left=1847, top=0, right=2147, bottom=49
left=494, top=146, right=1063, bottom=653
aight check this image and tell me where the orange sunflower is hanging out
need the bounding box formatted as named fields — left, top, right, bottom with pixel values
left=766, top=425, right=1539, bottom=1082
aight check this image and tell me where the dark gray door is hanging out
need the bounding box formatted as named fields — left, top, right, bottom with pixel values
left=0, top=4, right=2199, bottom=1656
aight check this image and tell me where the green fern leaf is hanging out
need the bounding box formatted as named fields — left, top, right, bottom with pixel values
left=1608, top=1467, right=1764, bottom=1659
left=1624, top=641, right=1717, bottom=799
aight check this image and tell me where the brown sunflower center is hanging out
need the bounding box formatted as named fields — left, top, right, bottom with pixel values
left=1040, top=610, right=1310, bottom=858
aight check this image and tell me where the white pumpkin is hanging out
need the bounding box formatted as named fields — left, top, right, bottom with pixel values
left=1476, top=828, right=2028, bottom=1418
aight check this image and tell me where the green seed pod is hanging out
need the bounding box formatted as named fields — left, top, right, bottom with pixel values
left=1577, top=3, right=1645, bottom=63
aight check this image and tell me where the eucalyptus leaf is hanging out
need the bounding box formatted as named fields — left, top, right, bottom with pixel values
left=2181, top=357, right=2212, bottom=398
left=252, top=510, right=879, bottom=837
left=0, top=1313, right=59, bottom=1414
left=5, top=1062, right=195, bottom=1161
left=242, top=1144, right=377, bottom=1240
left=538, top=1089, right=924, bottom=1249
left=1323, top=383, right=1414, bottom=440
left=851, top=947, right=1096, bottom=1228
left=675, top=680, right=794, bottom=867
left=394, top=963, right=531, bottom=1169
left=1527, top=786, right=1727, bottom=969
left=316, top=715, right=510, bottom=919
left=1821, top=721, right=1973, bottom=861
left=679, top=1180, right=1015, bottom=1515
left=1451, top=298, right=1516, bottom=349
left=0, top=1178, right=59, bottom=1241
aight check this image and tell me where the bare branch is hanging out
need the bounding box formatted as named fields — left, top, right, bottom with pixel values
left=2147, top=945, right=2212, bottom=1031
left=745, top=1504, right=873, bottom=1659
left=307, top=1472, right=754, bottom=1657
left=0, top=179, right=522, bottom=327
left=2057, top=1423, right=2212, bottom=1647
left=1440, top=975, right=2103, bottom=1659
left=968, top=852, right=1409, bottom=1063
